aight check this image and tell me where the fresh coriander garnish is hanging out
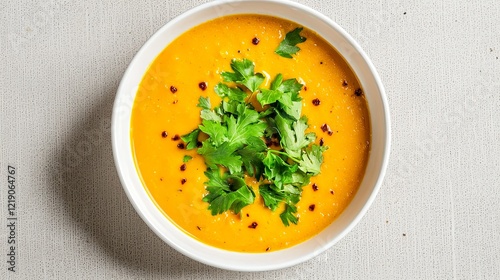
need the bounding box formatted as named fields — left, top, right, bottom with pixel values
left=181, top=58, right=327, bottom=226
left=275, top=27, right=307, bottom=58
left=221, top=58, right=265, bottom=92
left=182, top=155, right=193, bottom=163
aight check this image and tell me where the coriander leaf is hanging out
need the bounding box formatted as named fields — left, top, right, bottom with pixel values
left=226, top=104, right=267, bottom=148
left=198, top=120, right=228, bottom=147
left=270, top=74, right=284, bottom=90
left=281, top=100, right=302, bottom=120
left=280, top=203, right=299, bottom=226
left=202, top=170, right=230, bottom=203
left=221, top=59, right=264, bottom=92
left=257, top=89, right=282, bottom=106
left=181, top=129, right=200, bottom=150
left=237, top=136, right=266, bottom=179
left=259, top=184, right=284, bottom=211
left=230, top=58, right=255, bottom=78
left=200, top=109, right=222, bottom=122
left=197, top=96, right=211, bottom=109
left=275, top=114, right=316, bottom=158
left=242, top=73, right=265, bottom=93
left=262, top=151, right=299, bottom=190
left=182, top=155, right=193, bottom=163
left=204, top=175, right=255, bottom=215
left=290, top=170, right=311, bottom=187
left=222, top=100, right=239, bottom=115
left=198, top=141, right=242, bottom=174
left=214, top=83, right=247, bottom=102
left=220, top=71, right=241, bottom=83
left=277, top=78, right=303, bottom=100
left=299, top=144, right=328, bottom=175
left=275, top=27, right=307, bottom=58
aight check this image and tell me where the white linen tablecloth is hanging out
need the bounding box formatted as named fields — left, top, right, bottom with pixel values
left=1, top=0, right=499, bottom=279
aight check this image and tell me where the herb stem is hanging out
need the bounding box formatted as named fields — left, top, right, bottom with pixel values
left=268, top=149, right=301, bottom=163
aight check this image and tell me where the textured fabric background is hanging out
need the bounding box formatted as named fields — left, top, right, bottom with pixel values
left=1, top=0, right=499, bottom=279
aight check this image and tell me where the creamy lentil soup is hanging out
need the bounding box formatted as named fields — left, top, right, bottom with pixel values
left=131, top=15, right=370, bottom=252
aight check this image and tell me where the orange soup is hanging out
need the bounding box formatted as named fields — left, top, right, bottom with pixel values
left=131, top=15, right=370, bottom=252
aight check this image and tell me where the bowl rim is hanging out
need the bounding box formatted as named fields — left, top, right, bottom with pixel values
left=112, top=0, right=391, bottom=272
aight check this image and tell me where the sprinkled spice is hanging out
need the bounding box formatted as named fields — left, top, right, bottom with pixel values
left=342, top=80, right=348, bottom=87
left=177, top=143, right=185, bottom=149
left=354, top=88, right=363, bottom=96
left=252, top=37, right=260, bottom=45
left=171, top=134, right=180, bottom=141
left=320, top=61, right=323, bottom=64
left=403, top=233, right=406, bottom=236
left=312, top=98, right=321, bottom=106
left=180, top=164, right=186, bottom=171
left=265, top=137, right=273, bottom=147
left=304, top=86, right=308, bottom=91
left=160, top=178, right=163, bottom=181
left=246, top=213, right=250, bottom=217
left=319, top=138, right=324, bottom=146
left=266, top=247, right=270, bottom=252
left=248, top=222, right=258, bottom=229
left=321, top=123, right=333, bottom=135
left=198, top=82, right=207, bottom=90
left=312, top=183, right=318, bottom=191
left=173, top=100, right=178, bottom=104
left=181, top=178, right=187, bottom=184
left=170, top=86, right=177, bottom=93
left=197, top=226, right=201, bottom=230
left=161, top=131, right=168, bottom=138
left=330, top=190, right=334, bottom=195
left=309, top=204, right=316, bottom=211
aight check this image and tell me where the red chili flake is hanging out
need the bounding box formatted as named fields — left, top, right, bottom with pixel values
left=198, top=82, right=207, bottom=91
left=271, top=138, right=280, bottom=147
left=252, top=37, right=260, bottom=45
left=266, top=247, right=270, bottom=252
left=319, top=138, right=324, bottom=146
left=248, top=222, right=258, bottom=229
left=181, top=178, right=187, bottom=184
left=170, top=86, right=177, bottom=93
left=180, top=164, right=186, bottom=171
left=304, top=86, right=308, bottom=91
left=161, top=131, right=168, bottom=138
left=309, top=204, right=316, bottom=211
left=177, top=143, right=185, bottom=149
left=312, top=98, right=321, bottom=106
left=330, top=190, right=334, bottom=195
left=197, top=226, right=201, bottom=230
left=320, top=61, right=323, bottom=64
left=321, top=124, right=333, bottom=135
left=312, top=183, right=319, bottom=191
left=237, top=50, right=241, bottom=53
left=196, top=141, right=203, bottom=148
left=246, top=213, right=250, bottom=217
left=354, top=88, right=363, bottom=96
left=171, top=134, right=180, bottom=141
left=342, top=80, right=348, bottom=87
left=265, top=138, right=273, bottom=147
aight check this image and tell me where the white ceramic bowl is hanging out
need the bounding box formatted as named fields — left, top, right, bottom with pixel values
left=112, top=0, right=390, bottom=272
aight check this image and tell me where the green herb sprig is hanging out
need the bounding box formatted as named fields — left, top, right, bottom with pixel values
left=275, top=27, right=307, bottom=58
left=182, top=58, right=327, bottom=226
